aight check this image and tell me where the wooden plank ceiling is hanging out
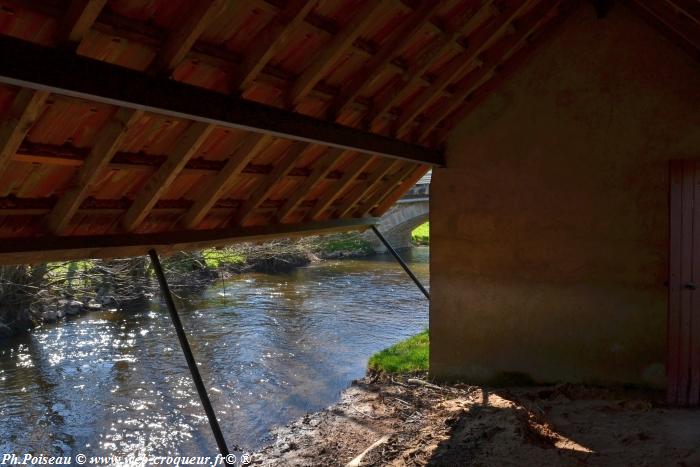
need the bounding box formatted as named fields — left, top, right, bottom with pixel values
left=0, top=0, right=695, bottom=263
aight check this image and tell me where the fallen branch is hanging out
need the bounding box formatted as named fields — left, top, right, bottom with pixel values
left=345, top=434, right=391, bottom=467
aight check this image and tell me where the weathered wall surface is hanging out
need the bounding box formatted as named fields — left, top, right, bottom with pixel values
left=431, top=4, right=700, bottom=386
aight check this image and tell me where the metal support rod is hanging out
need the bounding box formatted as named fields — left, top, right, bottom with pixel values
left=370, top=225, right=430, bottom=300
left=148, top=249, right=233, bottom=463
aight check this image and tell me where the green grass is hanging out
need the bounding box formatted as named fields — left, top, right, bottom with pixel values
left=318, top=233, right=374, bottom=255
left=368, top=330, right=429, bottom=374
left=201, top=248, right=246, bottom=268
left=411, top=222, right=429, bottom=245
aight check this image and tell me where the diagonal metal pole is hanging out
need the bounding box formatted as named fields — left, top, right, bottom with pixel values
left=148, top=249, right=233, bottom=463
left=370, top=225, right=430, bottom=300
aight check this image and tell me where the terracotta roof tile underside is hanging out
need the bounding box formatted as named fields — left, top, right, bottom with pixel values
left=0, top=0, right=695, bottom=263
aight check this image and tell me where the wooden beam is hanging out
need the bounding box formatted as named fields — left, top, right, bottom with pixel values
left=370, top=165, right=428, bottom=216
left=333, top=158, right=398, bottom=218
left=232, top=141, right=307, bottom=226
left=181, top=133, right=272, bottom=228
left=275, top=147, right=346, bottom=223
left=57, top=0, right=107, bottom=45
left=153, top=0, right=227, bottom=74
left=47, top=108, right=143, bottom=234
left=123, top=122, right=214, bottom=232
left=355, top=163, right=416, bottom=217
left=329, top=0, right=441, bottom=119
left=289, top=0, right=388, bottom=106
left=306, top=154, right=374, bottom=220
left=0, top=218, right=378, bottom=266
left=417, top=0, right=561, bottom=141
left=0, top=88, right=49, bottom=176
left=393, top=0, right=535, bottom=136
left=233, top=0, right=318, bottom=91
left=368, top=0, right=493, bottom=127
left=0, top=35, right=444, bottom=166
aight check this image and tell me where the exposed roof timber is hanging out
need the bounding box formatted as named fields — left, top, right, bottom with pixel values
left=0, top=217, right=378, bottom=266
left=333, top=158, right=398, bottom=218
left=394, top=0, right=537, bottom=137
left=0, top=88, right=49, bottom=176
left=57, top=0, right=107, bottom=44
left=47, top=108, right=144, bottom=234
left=123, top=122, right=215, bottom=232
left=289, top=0, right=389, bottom=106
left=430, top=0, right=578, bottom=144
left=371, top=165, right=429, bottom=216
left=11, top=142, right=379, bottom=181
left=181, top=134, right=273, bottom=229
left=276, top=148, right=346, bottom=223
left=0, top=36, right=444, bottom=167
left=153, top=0, right=227, bottom=74
left=417, top=0, right=564, bottom=141
left=356, top=163, right=416, bottom=217
left=625, top=0, right=700, bottom=61
left=233, top=0, right=318, bottom=92
left=232, top=141, right=308, bottom=226
left=368, top=0, right=494, bottom=127
left=329, top=0, right=443, bottom=120
left=306, top=155, right=375, bottom=220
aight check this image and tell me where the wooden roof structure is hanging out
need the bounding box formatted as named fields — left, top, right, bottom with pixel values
left=0, top=0, right=696, bottom=264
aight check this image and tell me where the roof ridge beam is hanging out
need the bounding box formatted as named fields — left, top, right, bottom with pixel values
left=0, top=36, right=444, bottom=166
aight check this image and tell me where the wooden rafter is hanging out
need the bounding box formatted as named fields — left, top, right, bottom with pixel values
left=233, top=0, right=318, bottom=92
left=368, top=0, right=494, bottom=127
left=153, top=0, right=227, bottom=74
left=372, top=165, right=429, bottom=215
left=232, top=141, right=307, bottom=226
left=0, top=35, right=444, bottom=166
left=306, top=154, right=374, bottom=221
left=394, top=0, right=537, bottom=137
left=123, top=122, right=214, bottom=232
left=0, top=218, right=378, bottom=266
left=355, top=163, right=416, bottom=217
left=0, top=88, right=49, bottom=176
left=57, top=0, right=107, bottom=45
left=289, top=0, right=389, bottom=107
left=417, top=0, right=561, bottom=142
left=333, top=158, right=398, bottom=218
left=329, top=0, right=442, bottom=119
left=275, top=147, right=346, bottom=223
left=47, top=108, right=143, bottom=234
left=181, top=133, right=272, bottom=229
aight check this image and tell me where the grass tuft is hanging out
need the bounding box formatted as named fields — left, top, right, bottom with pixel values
left=368, top=330, right=429, bottom=374
left=411, top=222, right=429, bottom=245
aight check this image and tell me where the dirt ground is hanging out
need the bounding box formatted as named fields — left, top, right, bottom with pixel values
left=252, top=375, right=700, bottom=466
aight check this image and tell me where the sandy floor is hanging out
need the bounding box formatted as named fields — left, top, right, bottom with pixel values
left=252, top=376, right=700, bottom=466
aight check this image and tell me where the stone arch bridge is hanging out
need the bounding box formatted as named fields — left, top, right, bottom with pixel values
left=365, top=172, right=430, bottom=252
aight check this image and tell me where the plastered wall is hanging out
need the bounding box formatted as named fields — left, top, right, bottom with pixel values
left=430, top=3, right=700, bottom=386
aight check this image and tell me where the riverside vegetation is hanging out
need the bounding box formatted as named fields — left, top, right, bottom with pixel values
left=0, top=232, right=375, bottom=338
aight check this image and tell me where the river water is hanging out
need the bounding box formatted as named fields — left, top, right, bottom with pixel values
left=0, top=248, right=428, bottom=458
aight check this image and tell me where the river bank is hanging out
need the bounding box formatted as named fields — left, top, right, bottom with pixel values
left=0, top=232, right=376, bottom=338
left=253, top=374, right=700, bottom=466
